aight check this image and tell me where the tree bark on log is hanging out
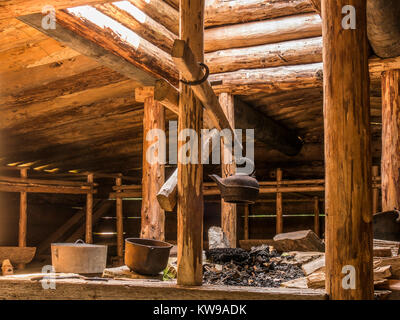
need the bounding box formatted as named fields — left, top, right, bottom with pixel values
left=177, top=0, right=205, bottom=286
left=219, top=93, right=237, bottom=248
left=323, top=0, right=374, bottom=300
left=141, top=96, right=165, bottom=240
left=381, top=69, right=400, bottom=212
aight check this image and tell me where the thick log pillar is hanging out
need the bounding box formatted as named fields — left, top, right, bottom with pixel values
left=219, top=92, right=237, bottom=248
left=276, top=168, right=283, bottom=234
left=141, top=96, right=165, bottom=240
left=381, top=69, right=400, bottom=211
left=322, top=0, right=374, bottom=300
left=18, top=168, right=28, bottom=269
left=86, top=173, right=94, bottom=244
left=177, top=0, right=205, bottom=286
left=116, top=176, right=124, bottom=264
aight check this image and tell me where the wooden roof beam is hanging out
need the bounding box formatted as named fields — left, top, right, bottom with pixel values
left=0, top=0, right=114, bottom=20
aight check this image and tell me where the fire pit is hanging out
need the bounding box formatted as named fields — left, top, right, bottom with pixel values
left=203, top=246, right=304, bottom=287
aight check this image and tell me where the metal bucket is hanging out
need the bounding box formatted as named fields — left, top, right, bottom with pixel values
left=125, top=238, right=173, bottom=275
left=51, top=240, right=107, bottom=274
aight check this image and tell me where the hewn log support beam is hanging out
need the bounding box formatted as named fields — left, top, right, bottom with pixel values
left=381, top=69, right=400, bottom=211
left=172, top=40, right=240, bottom=147
left=177, top=0, right=204, bottom=286
left=323, top=0, right=374, bottom=300
left=219, top=93, right=237, bottom=248
left=141, top=96, right=165, bottom=240
left=0, top=0, right=114, bottom=19
left=204, top=13, right=321, bottom=53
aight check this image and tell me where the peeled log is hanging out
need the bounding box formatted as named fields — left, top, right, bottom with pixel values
left=210, top=63, right=323, bottom=95
left=204, top=0, right=315, bottom=27
left=206, top=37, right=322, bottom=74
left=367, top=0, right=400, bottom=58
left=204, top=13, right=321, bottom=53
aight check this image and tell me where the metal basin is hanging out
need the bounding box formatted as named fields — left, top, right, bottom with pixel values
left=125, top=238, right=173, bottom=275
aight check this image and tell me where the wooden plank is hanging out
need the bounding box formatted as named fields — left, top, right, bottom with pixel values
left=18, top=168, right=28, bottom=269
left=0, top=0, right=114, bottom=19
left=140, top=96, right=165, bottom=240
left=219, top=93, right=237, bottom=248
left=381, top=69, right=400, bottom=211
left=323, top=0, right=374, bottom=300
left=0, top=278, right=328, bottom=300
left=0, top=183, right=96, bottom=194
left=177, top=0, right=205, bottom=286
left=273, top=230, right=325, bottom=252
left=86, top=174, right=94, bottom=244
left=276, top=168, right=283, bottom=235
left=0, top=176, right=96, bottom=187
left=116, top=177, right=124, bottom=263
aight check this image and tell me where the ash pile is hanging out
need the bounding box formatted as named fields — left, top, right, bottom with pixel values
left=203, top=246, right=304, bottom=287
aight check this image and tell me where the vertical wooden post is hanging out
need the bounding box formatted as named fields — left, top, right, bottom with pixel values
left=313, top=196, right=320, bottom=237
left=177, top=0, right=205, bottom=286
left=322, top=0, right=373, bottom=299
left=18, top=168, right=28, bottom=269
left=244, top=205, right=249, bottom=241
left=116, top=176, right=124, bottom=264
left=141, top=96, right=165, bottom=240
left=381, top=69, right=400, bottom=212
left=220, top=92, right=237, bottom=248
left=276, top=168, right=283, bottom=235
left=86, top=173, right=94, bottom=244
left=372, top=165, right=380, bottom=213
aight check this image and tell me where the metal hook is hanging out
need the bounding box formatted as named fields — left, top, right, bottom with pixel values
left=180, top=62, right=210, bottom=86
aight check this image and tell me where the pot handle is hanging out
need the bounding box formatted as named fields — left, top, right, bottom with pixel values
left=235, top=157, right=255, bottom=176
left=75, top=239, right=86, bottom=244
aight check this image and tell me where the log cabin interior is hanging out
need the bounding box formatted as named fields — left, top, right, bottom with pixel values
left=0, top=0, right=399, bottom=301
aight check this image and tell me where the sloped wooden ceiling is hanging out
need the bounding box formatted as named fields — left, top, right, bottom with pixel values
left=0, top=0, right=391, bottom=179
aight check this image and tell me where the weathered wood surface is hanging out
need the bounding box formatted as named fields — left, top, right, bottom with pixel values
left=0, top=0, right=114, bottom=19
left=0, top=247, right=36, bottom=265
left=210, top=63, right=323, bottom=96
left=85, top=173, right=94, bottom=244
left=18, top=13, right=159, bottom=86
left=140, top=96, right=165, bottom=240
left=219, top=93, right=237, bottom=248
left=367, top=0, right=400, bottom=58
left=372, top=166, right=380, bottom=214
left=323, top=0, right=374, bottom=300
left=313, top=197, right=320, bottom=237
left=273, top=230, right=325, bottom=252
left=177, top=0, right=205, bottom=286
left=276, top=168, right=283, bottom=235
left=204, top=13, right=321, bottom=52
left=0, top=278, right=327, bottom=300
left=381, top=69, right=400, bottom=211
left=115, top=177, right=124, bottom=262
left=206, top=37, right=322, bottom=74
